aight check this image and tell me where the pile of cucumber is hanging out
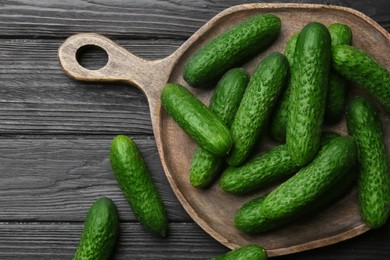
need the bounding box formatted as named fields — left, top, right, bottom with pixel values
left=73, top=13, right=390, bottom=260
left=162, top=13, right=390, bottom=259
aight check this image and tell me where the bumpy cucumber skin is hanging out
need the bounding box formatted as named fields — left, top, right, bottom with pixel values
left=161, top=83, right=233, bottom=156
left=234, top=161, right=355, bottom=234
left=346, top=97, right=390, bottom=229
left=226, top=52, right=289, bottom=166
left=183, top=14, right=281, bottom=88
left=234, top=196, right=280, bottom=234
left=190, top=68, right=249, bottom=188
left=325, top=23, right=352, bottom=124
left=333, top=45, right=390, bottom=112
left=270, top=33, right=299, bottom=142
left=110, top=135, right=168, bottom=236
left=209, top=68, right=249, bottom=127
left=220, top=144, right=300, bottom=195
left=73, top=197, right=119, bottom=260
left=211, top=244, right=267, bottom=260
left=261, top=136, right=357, bottom=220
left=286, top=22, right=331, bottom=166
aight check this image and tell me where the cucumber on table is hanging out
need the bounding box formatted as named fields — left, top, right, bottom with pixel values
left=183, top=14, right=281, bottom=88
left=161, top=83, right=233, bottom=156
left=325, top=23, right=352, bottom=123
left=211, top=244, right=267, bottom=260
left=269, top=33, right=299, bottom=142
left=333, top=45, right=390, bottom=113
left=234, top=136, right=357, bottom=233
left=190, top=68, right=248, bottom=188
left=226, top=52, right=289, bottom=166
left=110, top=135, right=168, bottom=236
left=286, top=22, right=332, bottom=166
left=73, top=197, right=119, bottom=260
left=346, top=97, right=390, bottom=229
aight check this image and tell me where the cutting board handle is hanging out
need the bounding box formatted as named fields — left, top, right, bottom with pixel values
left=57, top=33, right=175, bottom=103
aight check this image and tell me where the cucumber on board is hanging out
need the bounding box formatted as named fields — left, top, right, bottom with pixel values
left=234, top=163, right=356, bottom=234
left=286, top=22, right=332, bottom=166
left=269, top=33, right=298, bottom=142
left=211, top=244, right=267, bottom=260
left=161, top=83, right=233, bottom=156
left=190, top=68, right=248, bottom=188
left=346, top=97, right=390, bottom=229
left=73, top=197, right=119, bottom=260
left=234, top=136, right=357, bottom=234
left=333, top=45, right=390, bottom=113
left=325, top=23, right=352, bottom=124
left=183, top=14, right=281, bottom=88
left=220, top=144, right=300, bottom=195
left=110, top=135, right=168, bottom=236
left=226, top=52, right=289, bottom=166
left=261, top=136, right=356, bottom=220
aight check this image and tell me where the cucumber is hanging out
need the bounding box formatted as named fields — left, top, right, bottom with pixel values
left=346, top=97, right=390, bottom=229
left=73, top=197, right=119, bottom=260
left=286, top=22, right=332, bottom=166
left=261, top=136, right=356, bottom=220
left=211, top=244, right=267, bottom=260
left=208, top=68, right=249, bottom=126
left=190, top=68, right=248, bottom=188
left=234, top=196, right=278, bottom=234
left=226, top=52, right=289, bottom=166
left=325, top=23, right=352, bottom=123
left=333, top=45, right=390, bottom=112
left=183, top=14, right=281, bottom=88
left=234, top=162, right=355, bottom=234
left=269, top=33, right=298, bottom=142
left=110, top=135, right=168, bottom=236
left=161, top=83, right=233, bottom=156
left=220, top=144, right=300, bottom=195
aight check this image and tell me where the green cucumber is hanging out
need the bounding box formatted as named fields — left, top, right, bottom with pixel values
left=226, top=52, right=289, bottom=166
left=73, top=197, right=119, bottom=260
left=208, top=68, right=249, bottom=126
left=220, top=144, right=300, bottom=195
left=269, top=33, right=298, bottom=142
left=234, top=136, right=356, bottom=233
left=183, top=14, right=281, bottom=88
left=190, top=68, right=248, bottom=188
left=161, top=83, right=233, bottom=156
left=346, top=97, right=390, bottom=229
left=261, top=136, right=356, bottom=220
left=110, top=135, right=168, bottom=236
left=234, top=162, right=355, bottom=234
left=325, top=23, right=352, bottom=123
left=211, top=244, right=267, bottom=260
left=333, top=45, right=390, bottom=112
left=286, top=22, right=332, bottom=166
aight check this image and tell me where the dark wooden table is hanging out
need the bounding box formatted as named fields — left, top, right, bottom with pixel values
left=0, top=1, right=389, bottom=259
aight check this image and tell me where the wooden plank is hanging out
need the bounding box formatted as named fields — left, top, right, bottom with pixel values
left=1, top=36, right=390, bottom=136
left=0, top=39, right=181, bottom=135
left=0, top=137, right=191, bottom=221
left=0, top=0, right=388, bottom=39
left=0, top=222, right=226, bottom=260
left=0, top=222, right=388, bottom=259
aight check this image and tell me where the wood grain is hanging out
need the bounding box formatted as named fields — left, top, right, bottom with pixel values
left=0, top=137, right=190, bottom=221
left=0, top=0, right=388, bottom=39
left=0, top=39, right=181, bottom=134
left=0, top=222, right=388, bottom=260
left=0, top=222, right=226, bottom=260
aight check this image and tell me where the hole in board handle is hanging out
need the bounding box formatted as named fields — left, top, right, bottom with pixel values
left=76, top=45, right=109, bottom=71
